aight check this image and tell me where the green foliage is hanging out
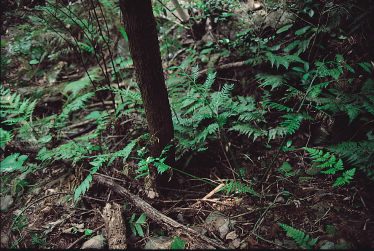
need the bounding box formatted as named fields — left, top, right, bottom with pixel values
left=74, top=139, right=137, bottom=202
left=12, top=213, right=28, bottom=232
left=0, top=127, right=12, bottom=148
left=278, top=162, right=296, bottom=177
left=256, top=74, right=285, bottom=91
left=74, top=155, right=107, bottom=202
left=136, top=145, right=171, bottom=179
left=58, top=92, right=94, bottom=124
left=221, top=180, right=259, bottom=197
left=170, top=236, right=186, bottom=249
left=31, top=233, right=46, bottom=247
left=171, top=69, right=266, bottom=157
left=63, top=67, right=102, bottom=98
left=304, top=147, right=355, bottom=187
left=0, top=85, right=37, bottom=126
left=280, top=113, right=310, bottom=135
left=333, top=168, right=356, bottom=187
left=329, top=139, right=374, bottom=179
left=265, top=52, right=304, bottom=70
left=129, top=213, right=147, bottom=237
left=279, top=223, right=318, bottom=249
left=0, top=153, right=28, bottom=173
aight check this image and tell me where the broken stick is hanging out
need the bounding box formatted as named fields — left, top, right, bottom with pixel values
left=94, top=175, right=226, bottom=249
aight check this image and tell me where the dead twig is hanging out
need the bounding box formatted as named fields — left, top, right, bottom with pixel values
left=94, top=175, right=227, bottom=249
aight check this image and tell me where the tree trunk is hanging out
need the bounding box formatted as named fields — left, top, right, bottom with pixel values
left=119, top=0, right=174, bottom=194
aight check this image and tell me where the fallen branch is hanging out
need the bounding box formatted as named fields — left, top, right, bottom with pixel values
left=94, top=175, right=227, bottom=249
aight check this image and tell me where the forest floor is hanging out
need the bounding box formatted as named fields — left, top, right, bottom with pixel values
left=1, top=1, right=374, bottom=249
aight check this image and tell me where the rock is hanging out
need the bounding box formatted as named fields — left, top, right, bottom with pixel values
left=320, top=241, right=335, bottom=249
left=275, top=196, right=285, bottom=203
left=191, top=225, right=207, bottom=235
left=205, top=211, right=231, bottom=239
left=1, top=231, right=9, bottom=248
left=0, top=195, right=14, bottom=212
left=144, top=236, right=173, bottom=249
left=226, top=231, right=238, bottom=240
left=240, top=241, right=248, bottom=249
left=81, top=235, right=106, bottom=249
left=229, top=238, right=241, bottom=249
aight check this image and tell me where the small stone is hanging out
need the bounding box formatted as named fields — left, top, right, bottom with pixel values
left=0, top=195, right=14, bottom=212
left=81, top=235, right=106, bottom=249
left=1, top=231, right=9, bottom=248
left=240, top=241, right=248, bottom=249
left=13, top=209, right=22, bottom=216
left=229, top=238, right=241, bottom=249
left=191, top=225, right=207, bottom=235
left=177, top=213, right=184, bottom=222
left=275, top=196, right=285, bottom=203
left=144, top=236, right=173, bottom=249
left=320, top=241, right=335, bottom=249
left=226, top=231, right=238, bottom=240
left=205, top=211, right=231, bottom=239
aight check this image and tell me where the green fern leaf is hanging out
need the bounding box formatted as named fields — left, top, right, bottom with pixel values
left=279, top=223, right=318, bottom=249
left=333, top=168, right=356, bottom=187
left=256, top=74, right=285, bottom=90
left=0, top=128, right=12, bottom=148
left=0, top=153, right=28, bottom=173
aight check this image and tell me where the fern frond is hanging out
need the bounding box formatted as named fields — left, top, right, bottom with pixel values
left=59, top=92, right=94, bottom=122
left=74, top=155, right=107, bottom=202
left=333, top=168, right=356, bottom=187
left=268, top=127, right=288, bottom=141
left=279, top=223, right=318, bottom=249
left=280, top=113, right=306, bottom=134
left=262, top=100, right=293, bottom=112
left=230, top=124, right=265, bottom=141
left=221, top=180, right=259, bottom=197
left=0, top=128, right=13, bottom=148
left=256, top=74, right=285, bottom=90
left=108, top=139, right=137, bottom=165
left=202, top=71, right=216, bottom=92
left=0, top=153, right=28, bottom=173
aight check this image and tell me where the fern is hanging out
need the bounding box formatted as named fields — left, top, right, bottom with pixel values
left=280, top=113, right=308, bottom=134
left=278, top=161, right=296, bottom=177
left=0, top=128, right=13, bottom=148
left=265, top=52, right=303, bottom=70
left=37, top=140, right=95, bottom=164
left=63, top=67, right=102, bottom=98
left=262, top=100, right=293, bottom=112
left=108, top=139, right=137, bottom=165
left=0, top=153, right=28, bottom=173
left=304, top=147, right=355, bottom=186
left=230, top=124, right=265, bottom=141
left=329, top=140, right=374, bottom=179
left=256, top=74, right=285, bottom=91
left=221, top=180, right=259, bottom=197
left=267, top=127, right=288, bottom=141
left=333, top=168, right=356, bottom=187
left=171, top=69, right=269, bottom=156
left=279, top=223, right=318, bottom=249
left=74, top=155, right=107, bottom=202
left=0, top=85, right=37, bottom=126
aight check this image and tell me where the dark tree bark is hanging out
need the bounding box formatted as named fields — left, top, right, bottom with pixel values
left=119, top=0, right=174, bottom=193
left=119, top=0, right=173, bottom=157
